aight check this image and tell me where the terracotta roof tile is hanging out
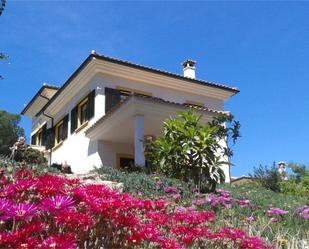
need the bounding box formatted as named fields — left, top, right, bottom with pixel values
left=93, top=53, right=239, bottom=93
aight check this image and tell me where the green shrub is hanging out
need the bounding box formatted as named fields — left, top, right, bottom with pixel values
left=250, top=164, right=281, bottom=192
left=0, top=156, right=59, bottom=178
left=94, top=166, right=195, bottom=199
left=280, top=176, right=309, bottom=199
left=145, top=110, right=240, bottom=192
left=14, top=147, right=47, bottom=165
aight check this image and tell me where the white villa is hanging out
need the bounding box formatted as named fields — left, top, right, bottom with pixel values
left=21, top=51, right=239, bottom=182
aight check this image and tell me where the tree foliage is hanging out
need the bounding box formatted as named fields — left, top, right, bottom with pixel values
left=145, top=110, right=240, bottom=192
left=0, top=110, right=25, bottom=156
left=0, top=0, right=6, bottom=16
left=14, top=147, right=47, bottom=165
left=250, top=163, right=281, bottom=192
left=208, top=113, right=241, bottom=158
left=288, top=162, right=309, bottom=177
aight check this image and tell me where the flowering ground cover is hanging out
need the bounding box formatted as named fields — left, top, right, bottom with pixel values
left=97, top=166, right=309, bottom=249
left=0, top=164, right=273, bottom=249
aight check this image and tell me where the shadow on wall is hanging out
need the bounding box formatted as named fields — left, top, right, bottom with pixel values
left=96, top=141, right=133, bottom=169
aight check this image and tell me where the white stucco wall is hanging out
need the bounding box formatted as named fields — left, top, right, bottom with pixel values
left=31, top=73, right=227, bottom=175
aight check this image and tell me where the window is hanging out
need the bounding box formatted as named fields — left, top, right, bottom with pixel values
left=31, top=124, right=47, bottom=146
left=78, top=98, right=89, bottom=126
left=54, top=115, right=68, bottom=146
left=55, top=120, right=64, bottom=145
left=71, top=90, right=95, bottom=134
left=116, top=153, right=134, bottom=170
left=105, top=87, right=152, bottom=113
left=36, top=129, right=42, bottom=145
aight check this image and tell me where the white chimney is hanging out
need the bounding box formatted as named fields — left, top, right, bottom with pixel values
left=182, top=59, right=197, bottom=79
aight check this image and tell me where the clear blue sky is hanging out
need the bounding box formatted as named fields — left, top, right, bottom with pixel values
left=1, top=1, right=309, bottom=176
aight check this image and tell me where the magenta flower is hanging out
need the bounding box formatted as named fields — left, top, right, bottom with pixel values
left=41, top=195, right=74, bottom=214
left=269, top=217, right=278, bottom=222
left=9, top=203, right=38, bottom=221
left=156, top=181, right=164, bottom=189
left=0, top=199, right=12, bottom=220
left=163, top=186, right=178, bottom=193
left=43, top=234, right=77, bottom=249
left=266, top=207, right=288, bottom=216
left=246, top=216, right=255, bottom=223
left=172, top=194, right=181, bottom=200
left=237, top=199, right=250, bottom=208
left=294, top=205, right=309, bottom=219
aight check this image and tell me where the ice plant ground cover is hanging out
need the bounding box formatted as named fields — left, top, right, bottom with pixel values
left=0, top=166, right=273, bottom=249
left=96, top=166, right=309, bottom=249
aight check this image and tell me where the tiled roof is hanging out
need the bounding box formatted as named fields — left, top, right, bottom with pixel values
left=36, top=52, right=239, bottom=116
left=21, top=84, right=59, bottom=115
left=85, top=94, right=227, bottom=135
left=93, top=53, right=239, bottom=93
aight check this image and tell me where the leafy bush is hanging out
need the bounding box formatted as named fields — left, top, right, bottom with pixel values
left=0, top=156, right=59, bottom=178
left=0, top=110, right=24, bottom=156
left=14, top=147, right=47, bottom=165
left=250, top=164, right=281, bottom=192
left=279, top=176, right=309, bottom=199
left=145, top=110, right=240, bottom=192
left=95, top=165, right=195, bottom=199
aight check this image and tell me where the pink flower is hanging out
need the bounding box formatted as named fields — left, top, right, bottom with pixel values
left=42, top=234, right=76, bottom=249
left=9, top=203, right=37, bottom=221
left=164, top=186, right=178, bottom=193
left=41, top=195, right=74, bottom=214
left=238, top=199, right=250, bottom=208
left=269, top=217, right=278, bottom=222
left=156, top=181, right=164, bottom=189
left=0, top=199, right=12, bottom=220
left=246, top=216, right=255, bottom=223
left=55, top=210, right=94, bottom=232
left=172, top=194, right=181, bottom=200
left=266, top=208, right=288, bottom=216
left=14, top=169, right=33, bottom=180
left=303, top=214, right=309, bottom=219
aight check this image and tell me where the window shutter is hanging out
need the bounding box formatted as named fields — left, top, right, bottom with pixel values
left=105, top=88, right=121, bottom=113
left=31, top=134, right=36, bottom=145
left=71, top=106, right=78, bottom=133
left=45, top=127, right=55, bottom=150
left=41, top=124, right=47, bottom=146
left=63, top=115, right=69, bottom=140
left=87, top=89, right=95, bottom=120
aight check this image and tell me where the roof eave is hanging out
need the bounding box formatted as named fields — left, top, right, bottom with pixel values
left=21, top=85, right=59, bottom=116
left=37, top=54, right=94, bottom=116
left=92, top=53, right=239, bottom=94
left=35, top=52, right=239, bottom=117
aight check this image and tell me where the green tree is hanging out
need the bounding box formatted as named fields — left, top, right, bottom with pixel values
left=0, top=110, right=25, bottom=156
left=146, top=110, right=240, bottom=192
left=250, top=163, right=281, bottom=192
left=288, top=162, right=309, bottom=177
left=209, top=113, right=241, bottom=158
